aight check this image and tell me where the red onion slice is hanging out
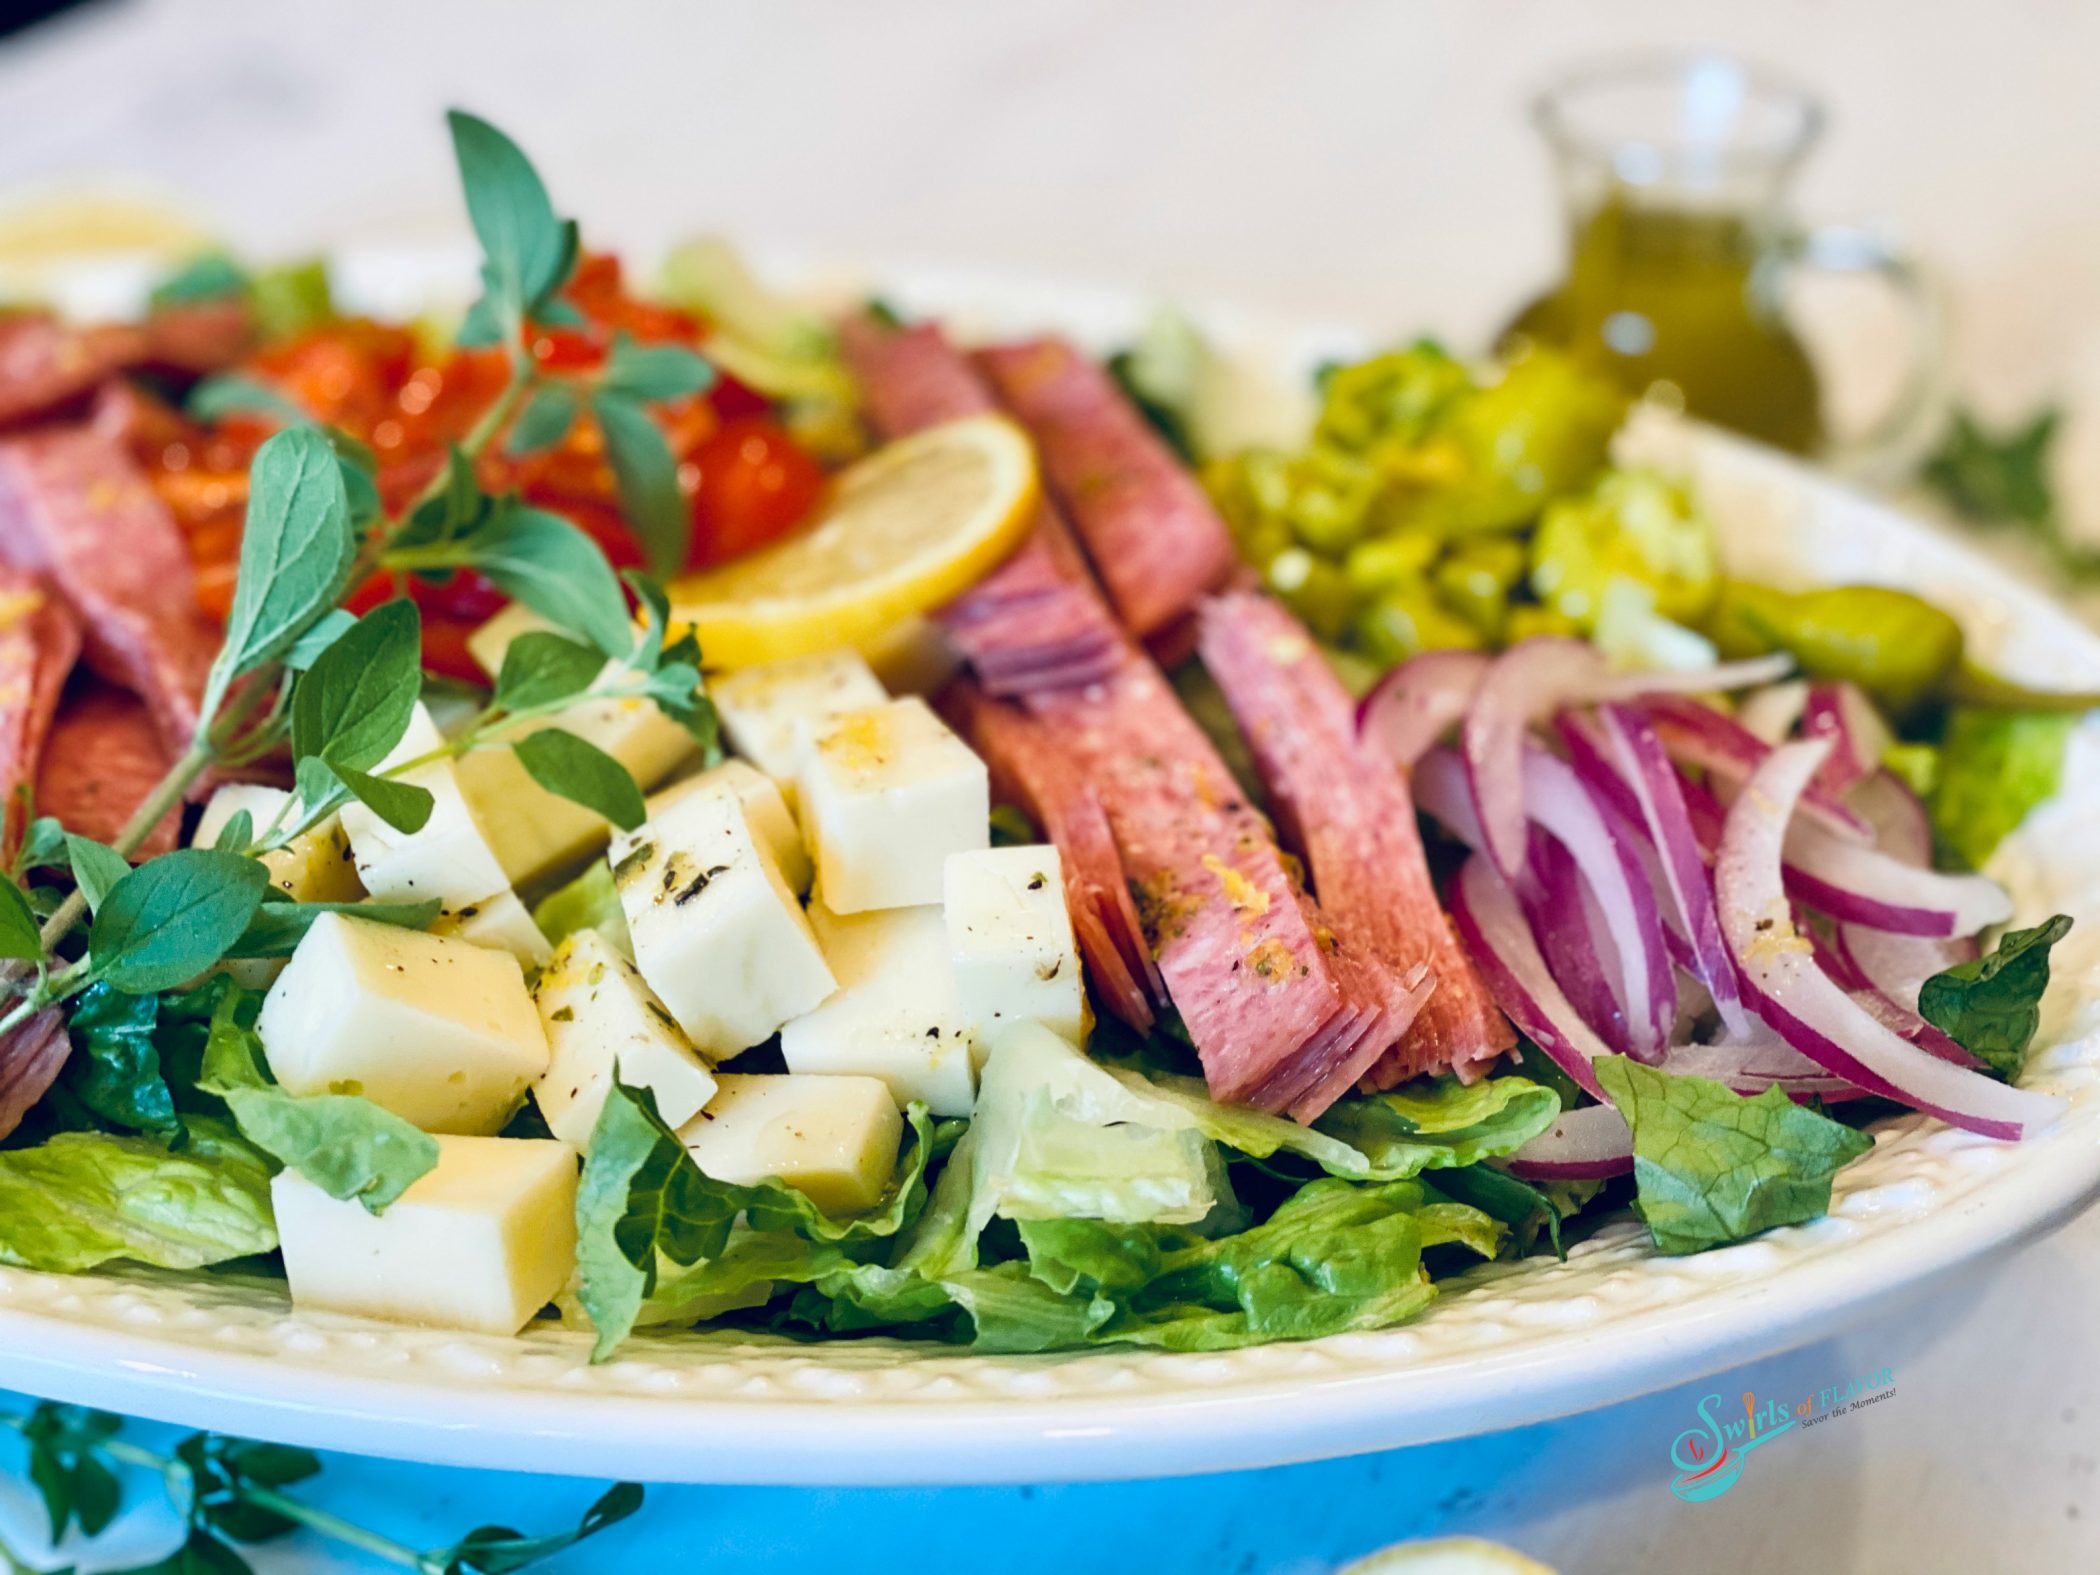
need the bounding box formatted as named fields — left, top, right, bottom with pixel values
left=1783, top=818, right=2012, bottom=938
left=1598, top=703, right=1752, bottom=1038
left=1356, top=648, right=1490, bottom=767
left=1737, top=679, right=1809, bottom=745
left=1715, top=738, right=2059, bottom=1141
left=1527, top=833, right=1633, bottom=1052
left=1641, top=695, right=1872, bottom=841
left=1507, top=1102, right=1634, bottom=1180
left=1802, top=681, right=1892, bottom=795
left=1838, top=922, right=1976, bottom=1011
left=1522, top=745, right=1676, bottom=1060
left=1847, top=770, right=1932, bottom=865
left=1448, top=852, right=1614, bottom=1099
left=1464, top=639, right=1605, bottom=880
left=1583, top=652, right=1796, bottom=703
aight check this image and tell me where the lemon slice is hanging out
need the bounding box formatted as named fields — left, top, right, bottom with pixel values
left=1338, top=1539, right=1558, bottom=1575
left=672, top=413, right=1039, bottom=669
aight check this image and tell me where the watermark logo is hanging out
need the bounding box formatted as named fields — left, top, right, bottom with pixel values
left=1667, top=1365, right=1896, bottom=1502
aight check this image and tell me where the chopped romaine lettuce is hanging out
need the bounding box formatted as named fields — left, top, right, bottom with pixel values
left=1593, top=1056, right=1873, bottom=1256
left=1917, top=914, right=2073, bottom=1079
left=1931, top=706, right=2074, bottom=870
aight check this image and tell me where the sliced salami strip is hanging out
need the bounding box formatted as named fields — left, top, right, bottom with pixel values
left=1197, top=592, right=1514, bottom=1085
left=0, top=427, right=219, bottom=752
left=36, top=682, right=182, bottom=856
left=949, top=679, right=1158, bottom=1029
left=1025, top=658, right=1378, bottom=1115
left=0, top=567, right=83, bottom=846
left=0, top=302, right=250, bottom=432
left=976, top=337, right=1235, bottom=642
left=0, top=1008, right=69, bottom=1143
left=837, top=314, right=1120, bottom=695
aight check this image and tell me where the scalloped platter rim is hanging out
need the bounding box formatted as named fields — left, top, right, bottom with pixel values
left=1, top=253, right=2097, bottom=1486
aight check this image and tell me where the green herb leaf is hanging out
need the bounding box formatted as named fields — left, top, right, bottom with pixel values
left=212, top=426, right=355, bottom=689
left=230, top=895, right=440, bottom=960
left=1925, top=406, right=2060, bottom=530
left=0, top=872, right=42, bottom=961
left=20, top=1403, right=124, bottom=1542
left=510, top=728, right=646, bottom=831
left=328, top=762, right=436, bottom=836
left=290, top=598, right=423, bottom=770
left=175, top=1430, right=321, bottom=1542
left=1918, top=914, right=2073, bottom=1078
left=61, top=983, right=183, bottom=1144
left=598, top=333, right=715, bottom=404
left=591, top=394, right=690, bottom=577
left=281, top=608, right=358, bottom=672
left=150, top=252, right=248, bottom=308
left=494, top=630, right=605, bottom=712
left=186, top=373, right=308, bottom=427
left=65, top=835, right=132, bottom=915
left=423, top=1482, right=645, bottom=1575
left=1930, top=706, right=2073, bottom=870
left=198, top=993, right=437, bottom=1212
left=0, top=1120, right=275, bottom=1272
left=1593, top=1055, right=1873, bottom=1255
left=89, top=851, right=270, bottom=995
left=15, top=815, right=68, bottom=875
left=209, top=810, right=254, bottom=855
left=249, top=257, right=334, bottom=342
left=530, top=861, right=631, bottom=958
left=505, top=383, right=580, bottom=456
left=446, top=110, right=575, bottom=325
left=467, top=504, right=635, bottom=658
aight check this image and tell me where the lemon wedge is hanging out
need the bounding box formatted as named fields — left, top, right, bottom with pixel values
left=672, top=413, right=1039, bottom=669
left=1339, top=1539, right=1558, bottom=1575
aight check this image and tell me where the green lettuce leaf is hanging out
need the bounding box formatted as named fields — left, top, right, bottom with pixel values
left=574, top=1080, right=934, bottom=1358
left=1931, top=707, right=2073, bottom=870
left=0, top=1119, right=275, bottom=1272
left=531, top=860, right=632, bottom=959
left=59, top=983, right=183, bottom=1145
left=195, top=991, right=437, bottom=1213
left=1918, top=914, right=2073, bottom=1078
left=1594, top=1055, right=1873, bottom=1256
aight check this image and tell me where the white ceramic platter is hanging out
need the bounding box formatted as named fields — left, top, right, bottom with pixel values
left=2, top=255, right=2098, bottom=1486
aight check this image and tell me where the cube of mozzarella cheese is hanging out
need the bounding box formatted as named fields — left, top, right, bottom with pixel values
left=432, top=888, right=553, bottom=968
left=796, top=698, right=989, bottom=913
left=272, top=1135, right=576, bottom=1336
left=609, top=790, right=834, bottom=1059
left=648, top=759, right=810, bottom=894
left=679, top=1074, right=901, bottom=1214
left=465, top=602, right=558, bottom=680
left=257, top=912, right=549, bottom=1134
left=943, top=845, right=1085, bottom=1046
left=339, top=704, right=510, bottom=908
left=710, top=650, right=886, bottom=809
left=457, top=685, right=699, bottom=890
left=781, top=901, right=974, bottom=1115
left=533, top=929, right=717, bottom=1148
left=194, top=785, right=365, bottom=905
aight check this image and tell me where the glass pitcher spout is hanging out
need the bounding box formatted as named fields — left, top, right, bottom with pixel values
left=1504, top=54, right=1827, bottom=454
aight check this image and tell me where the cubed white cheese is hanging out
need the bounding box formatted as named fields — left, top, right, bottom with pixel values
left=860, top=615, right=962, bottom=697
left=455, top=681, right=699, bottom=890
left=942, top=845, right=1085, bottom=1046
left=431, top=888, right=553, bottom=968
left=678, top=1073, right=901, bottom=1214
left=338, top=704, right=510, bottom=908
left=533, top=929, right=717, bottom=1148
left=609, top=790, right=835, bottom=1059
left=796, top=697, right=989, bottom=914
left=710, top=650, right=886, bottom=809
left=257, top=912, right=549, bottom=1134
left=648, top=759, right=810, bottom=894
left=195, top=785, right=364, bottom=905
left=781, top=901, right=974, bottom=1115
left=466, top=602, right=558, bottom=680
left=272, top=1135, right=576, bottom=1336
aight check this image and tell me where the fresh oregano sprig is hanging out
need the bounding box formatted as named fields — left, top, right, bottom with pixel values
left=2, top=1402, right=643, bottom=1575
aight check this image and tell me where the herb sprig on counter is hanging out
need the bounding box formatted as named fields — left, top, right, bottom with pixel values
left=2, top=1402, right=641, bottom=1575
left=1923, top=402, right=2100, bottom=582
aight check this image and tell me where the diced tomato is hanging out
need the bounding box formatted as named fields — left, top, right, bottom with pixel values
left=410, top=569, right=509, bottom=626
left=558, top=498, right=648, bottom=574
left=418, top=615, right=488, bottom=685
left=707, top=372, right=771, bottom=424
left=250, top=319, right=416, bottom=434
left=686, top=416, right=825, bottom=568
left=341, top=572, right=398, bottom=616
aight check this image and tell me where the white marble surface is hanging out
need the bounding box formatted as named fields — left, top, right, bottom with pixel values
left=0, top=1, right=2096, bottom=1569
